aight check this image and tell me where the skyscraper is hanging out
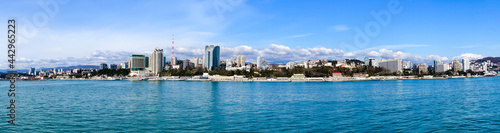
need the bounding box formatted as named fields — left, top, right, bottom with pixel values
left=110, top=64, right=118, bottom=69
left=29, top=67, right=35, bottom=75
left=452, top=60, right=463, bottom=72
left=130, top=54, right=146, bottom=71
left=462, top=58, right=470, bottom=72
left=257, top=57, right=261, bottom=69
left=171, top=57, right=177, bottom=65
left=145, top=56, right=149, bottom=68
left=434, top=60, right=441, bottom=71
left=121, top=62, right=128, bottom=69
left=226, top=58, right=233, bottom=68
left=402, top=61, right=413, bottom=69
left=204, top=45, right=220, bottom=71
left=257, top=57, right=267, bottom=70
left=182, top=59, right=191, bottom=69
left=236, top=55, right=245, bottom=67
left=364, top=57, right=374, bottom=66
left=190, top=57, right=201, bottom=68
left=436, top=63, right=450, bottom=73
left=418, top=63, right=428, bottom=74
left=100, top=63, right=108, bottom=69
left=150, top=48, right=165, bottom=75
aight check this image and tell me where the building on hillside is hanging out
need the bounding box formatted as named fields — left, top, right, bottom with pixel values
left=374, top=58, right=402, bottom=72
left=236, top=55, right=245, bottom=67
left=452, top=60, right=463, bottom=72
left=110, top=64, right=118, bottom=69
left=100, top=63, right=108, bottom=69
left=190, top=57, right=201, bottom=68
left=462, top=58, right=470, bottom=72
left=418, top=64, right=428, bottom=74
left=436, top=62, right=450, bottom=73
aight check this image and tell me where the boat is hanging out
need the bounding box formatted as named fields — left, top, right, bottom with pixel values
left=484, top=71, right=497, bottom=77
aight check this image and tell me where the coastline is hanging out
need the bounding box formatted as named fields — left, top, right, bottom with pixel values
left=10, top=75, right=498, bottom=82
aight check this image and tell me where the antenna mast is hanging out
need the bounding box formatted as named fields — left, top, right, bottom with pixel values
left=171, top=34, right=174, bottom=58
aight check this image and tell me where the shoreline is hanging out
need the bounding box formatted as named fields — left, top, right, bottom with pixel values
left=8, top=75, right=498, bottom=82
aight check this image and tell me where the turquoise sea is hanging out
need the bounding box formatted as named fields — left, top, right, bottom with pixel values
left=1, top=77, right=500, bottom=132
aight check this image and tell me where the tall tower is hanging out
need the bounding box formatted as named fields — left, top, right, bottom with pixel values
left=171, top=34, right=176, bottom=65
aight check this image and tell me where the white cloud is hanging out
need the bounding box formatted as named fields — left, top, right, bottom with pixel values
left=362, top=44, right=430, bottom=51
left=452, top=53, right=483, bottom=60
left=1, top=0, right=256, bottom=66
left=5, top=44, right=486, bottom=69
left=366, top=51, right=381, bottom=57
left=343, top=52, right=357, bottom=58
left=347, top=48, right=480, bottom=64
left=288, top=33, right=312, bottom=38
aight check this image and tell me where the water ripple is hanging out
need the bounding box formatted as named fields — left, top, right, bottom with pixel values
left=0, top=77, right=499, bottom=132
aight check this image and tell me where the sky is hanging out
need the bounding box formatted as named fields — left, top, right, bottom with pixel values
left=1, top=0, right=500, bottom=69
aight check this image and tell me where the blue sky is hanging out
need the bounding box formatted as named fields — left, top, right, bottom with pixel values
left=1, top=0, right=499, bottom=69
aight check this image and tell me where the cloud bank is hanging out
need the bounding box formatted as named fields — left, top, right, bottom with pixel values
left=8, top=44, right=485, bottom=69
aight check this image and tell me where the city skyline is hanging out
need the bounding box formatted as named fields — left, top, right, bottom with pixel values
left=2, top=0, right=500, bottom=69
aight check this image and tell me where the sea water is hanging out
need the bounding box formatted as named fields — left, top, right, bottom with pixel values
left=1, top=77, right=499, bottom=132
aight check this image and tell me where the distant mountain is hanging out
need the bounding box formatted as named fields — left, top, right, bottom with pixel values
left=47, top=65, right=99, bottom=71
left=474, top=57, right=500, bottom=63
left=0, top=65, right=99, bottom=74
left=0, top=69, right=29, bottom=74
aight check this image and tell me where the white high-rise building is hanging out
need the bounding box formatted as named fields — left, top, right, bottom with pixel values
left=182, top=59, right=191, bottom=69
left=286, top=62, right=296, bottom=69
left=483, top=62, right=488, bottom=71
left=226, top=58, right=234, bottom=68
left=436, top=62, right=450, bottom=73
left=171, top=56, right=177, bottom=65
left=190, top=57, right=201, bottom=67
left=150, top=48, right=165, bottom=75
left=257, top=57, right=261, bottom=69
left=120, top=62, right=128, bottom=69
left=462, top=58, right=470, bottom=72
left=236, top=55, right=245, bottom=67
left=256, top=57, right=268, bottom=70
left=402, top=61, right=413, bottom=69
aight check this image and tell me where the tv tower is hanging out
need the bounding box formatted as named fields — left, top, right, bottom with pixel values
left=170, top=34, right=177, bottom=65
left=172, top=34, right=174, bottom=57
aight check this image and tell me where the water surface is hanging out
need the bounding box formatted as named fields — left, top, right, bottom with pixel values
left=1, top=77, right=499, bottom=132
